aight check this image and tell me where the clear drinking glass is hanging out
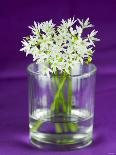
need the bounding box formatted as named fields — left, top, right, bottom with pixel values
left=27, top=62, right=96, bottom=150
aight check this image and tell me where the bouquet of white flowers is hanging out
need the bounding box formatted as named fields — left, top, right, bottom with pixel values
left=20, top=17, right=99, bottom=76
left=20, top=17, right=99, bottom=140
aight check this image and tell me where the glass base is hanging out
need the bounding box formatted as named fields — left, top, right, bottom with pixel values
left=29, top=108, right=93, bottom=150
left=30, top=135, right=92, bottom=150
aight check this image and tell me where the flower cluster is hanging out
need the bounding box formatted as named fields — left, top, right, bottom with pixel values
left=20, top=18, right=99, bottom=76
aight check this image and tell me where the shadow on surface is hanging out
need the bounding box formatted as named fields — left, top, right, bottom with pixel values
left=92, top=134, right=105, bottom=147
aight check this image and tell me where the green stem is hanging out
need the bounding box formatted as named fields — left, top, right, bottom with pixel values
left=50, top=75, right=66, bottom=113
left=54, top=73, right=67, bottom=113
left=51, top=73, right=66, bottom=133
left=67, top=76, right=72, bottom=114
left=66, top=76, right=78, bottom=132
left=51, top=74, right=77, bottom=133
left=30, top=73, right=78, bottom=135
left=30, top=120, right=43, bottom=132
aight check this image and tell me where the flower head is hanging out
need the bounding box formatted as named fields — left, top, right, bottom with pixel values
left=20, top=17, right=99, bottom=76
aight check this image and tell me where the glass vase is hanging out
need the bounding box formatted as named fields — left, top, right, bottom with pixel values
left=27, top=62, right=96, bottom=150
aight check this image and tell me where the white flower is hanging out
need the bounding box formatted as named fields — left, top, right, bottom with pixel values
left=20, top=17, right=99, bottom=76
left=69, top=27, right=77, bottom=36
left=40, top=20, right=55, bottom=34
left=20, top=40, right=31, bottom=55
left=29, top=21, right=41, bottom=35
left=88, top=30, right=100, bottom=46
left=76, top=26, right=83, bottom=37
left=77, top=18, right=93, bottom=29
left=61, top=17, right=76, bottom=28
left=29, top=36, right=38, bottom=45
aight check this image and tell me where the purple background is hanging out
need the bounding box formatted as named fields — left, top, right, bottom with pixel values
left=0, top=0, right=116, bottom=154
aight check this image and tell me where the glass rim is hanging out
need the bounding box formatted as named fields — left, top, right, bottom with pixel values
left=27, top=62, right=97, bottom=78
